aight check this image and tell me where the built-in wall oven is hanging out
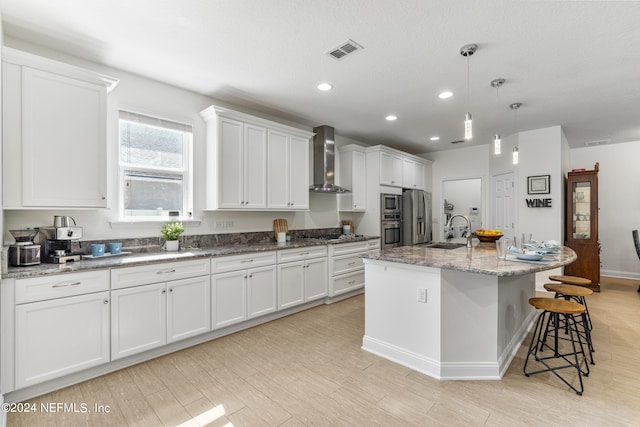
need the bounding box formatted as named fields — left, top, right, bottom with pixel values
left=381, top=194, right=403, bottom=249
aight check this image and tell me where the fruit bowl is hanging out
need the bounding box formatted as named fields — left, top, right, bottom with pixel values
left=474, top=229, right=503, bottom=242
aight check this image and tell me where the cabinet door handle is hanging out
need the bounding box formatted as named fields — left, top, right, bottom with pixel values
left=249, top=274, right=253, bottom=278
left=169, top=288, right=174, bottom=292
left=52, top=281, right=81, bottom=288
left=157, top=269, right=176, bottom=274
left=101, top=196, right=106, bottom=200
left=241, top=259, right=254, bottom=264
left=103, top=299, right=109, bottom=304
left=162, top=289, right=167, bottom=294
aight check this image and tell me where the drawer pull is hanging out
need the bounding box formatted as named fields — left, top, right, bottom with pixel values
left=348, top=262, right=356, bottom=266
left=52, top=281, right=81, bottom=288
left=241, top=259, right=254, bottom=264
left=157, top=269, right=176, bottom=274
left=348, top=280, right=357, bottom=284
left=299, top=252, right=309, bottom=256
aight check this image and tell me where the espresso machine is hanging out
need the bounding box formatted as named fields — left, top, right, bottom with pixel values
left=39, top=216, right=83, bottom=263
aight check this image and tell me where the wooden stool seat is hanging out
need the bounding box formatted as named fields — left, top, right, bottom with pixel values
left=543, top=283, right=593, bottom=297
left=528, top=297, right=585, bottom=314
left=548, top=275, right=591, bottom=286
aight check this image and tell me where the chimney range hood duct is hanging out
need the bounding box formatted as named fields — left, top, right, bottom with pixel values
left=309, top=125, right=349, bottom=193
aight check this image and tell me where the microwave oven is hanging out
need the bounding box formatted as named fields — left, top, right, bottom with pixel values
left=381, top=193, right=402, bottom=216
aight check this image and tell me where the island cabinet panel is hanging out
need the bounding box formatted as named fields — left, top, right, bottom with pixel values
left=564, top=165, right=600, bottom=291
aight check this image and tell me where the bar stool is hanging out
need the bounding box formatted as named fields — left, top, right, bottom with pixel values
left=549, top=275, right=591, bottom=287
left=543, top=283, right=595, bottom=364
left=547, top=278, right=594, bottom=330
left=524, top=297, right=589, bottom=395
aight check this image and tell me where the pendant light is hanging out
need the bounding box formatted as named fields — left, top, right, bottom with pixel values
left=460, top=44, right=477, bottom=140
left=510, top=102, right=522, bottom=164
left=490, top=78, right=505, bottom=155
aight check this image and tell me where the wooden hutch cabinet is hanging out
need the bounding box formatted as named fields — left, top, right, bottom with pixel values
left=564, top=163, right=600, bottom=291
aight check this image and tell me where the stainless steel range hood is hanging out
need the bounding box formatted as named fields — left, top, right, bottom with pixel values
left=309, top=125, right=349, bottom=193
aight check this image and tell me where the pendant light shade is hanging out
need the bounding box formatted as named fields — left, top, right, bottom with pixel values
left=494, top=134, right=501, bottom=155
left=464, top=113, right=473, bottom=139
left=512, top=147, right=519, bottom=165
left=460, top=44, right=477, bottom=141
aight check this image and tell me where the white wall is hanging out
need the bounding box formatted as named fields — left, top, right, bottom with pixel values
left=570, top=141, right=640, bottom=279
left=1, top=39, right=369, bottom=243
left=424, top=145, right=489, bottom=242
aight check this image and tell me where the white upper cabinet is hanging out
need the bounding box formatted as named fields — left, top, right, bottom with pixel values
left=201, top=105, right=313, bottom=211
left=268, top=130, right=309, bottom=210
left=2, top=48, right=118, bottom=209
left=367, top=145, right=432, bottom=191
left=379, top=151, right=403, bottom=187
left=215, top=118, right=268, bottom=209
left=338, top=145, right=366, bottom=212
left=403, top=158, right=427, bottom=190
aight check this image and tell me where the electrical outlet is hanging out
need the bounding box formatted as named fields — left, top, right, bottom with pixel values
left=417, top=288, right=427, bottom=303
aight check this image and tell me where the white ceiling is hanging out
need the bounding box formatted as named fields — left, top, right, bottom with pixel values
left=2, top=0, right=640, bottom=154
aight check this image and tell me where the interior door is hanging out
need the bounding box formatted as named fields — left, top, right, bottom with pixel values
left=492, top=172, right=515, bottom=241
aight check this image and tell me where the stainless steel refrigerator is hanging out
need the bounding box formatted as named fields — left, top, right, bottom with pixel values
left=402, top=190, right=432, bottom=245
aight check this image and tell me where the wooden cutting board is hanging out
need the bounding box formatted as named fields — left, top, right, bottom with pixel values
left=273, top=218, right=288, bottom=239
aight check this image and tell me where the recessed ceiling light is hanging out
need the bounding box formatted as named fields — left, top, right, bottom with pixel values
left=438, top=91, right=454, bottom=99
left=385, top=115, right=397, bottom=121
left=317, top=83, right=333, bottom=91
left=430, top=136, right=440, bottom=141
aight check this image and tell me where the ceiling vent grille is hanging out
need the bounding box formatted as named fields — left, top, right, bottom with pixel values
left=327, top=39, right=364, bottom=60
left=584, top=139, right=610, bottom=147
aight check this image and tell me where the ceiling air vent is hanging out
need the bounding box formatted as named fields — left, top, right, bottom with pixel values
left=327, top=39, right=364, bottom=60
left=584, top=139, right=610, bottom=147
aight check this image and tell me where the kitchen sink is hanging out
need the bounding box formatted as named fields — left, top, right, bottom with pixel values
left=420, top=242, right=467, bottom=250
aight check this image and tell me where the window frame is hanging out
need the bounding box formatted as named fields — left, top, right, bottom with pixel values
left=117, top=110, right=194, bottom=222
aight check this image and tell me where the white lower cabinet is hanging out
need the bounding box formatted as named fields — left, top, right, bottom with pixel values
left=110, top=259, right=212, bottom=360
left=329, top=240, right=379, bottom=297
left=277, top=246, right=328, bottom=309
left=211, top=252, right=277, bottom=329
left=15, top=291, right=110, bottom=389
left=111, top=275, right=212, bottom=360
left=14, top=270, right=111, bottom=389
left=111, top=282, right=166, bottom=360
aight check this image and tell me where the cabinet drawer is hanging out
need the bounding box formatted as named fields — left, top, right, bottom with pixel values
left=367, top=239, right=381, bottom=251
left=331, top=253, right=365, bottom=276
left=211, top=251, right=276, bottom=274
left=277, top=246, right=327, bottom=263
left=331, top=271, right=365, bottom=296
left=111, top=259, right=211, bottom=290
left=330, top=241, right=369, bottom=256
left=16, top=270, right=110, bottom=304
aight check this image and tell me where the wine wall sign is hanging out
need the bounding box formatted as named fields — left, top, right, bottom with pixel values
left=526, top=175, right=552, bottom=208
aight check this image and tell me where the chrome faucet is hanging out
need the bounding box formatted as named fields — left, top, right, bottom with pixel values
left=446, top=214, right=473, bottom=248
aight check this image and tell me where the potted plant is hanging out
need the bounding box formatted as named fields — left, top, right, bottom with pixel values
left=161, top=222, right=185, bottom=252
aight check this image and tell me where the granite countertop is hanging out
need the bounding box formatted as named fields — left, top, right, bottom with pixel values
left=4, top=235, right=379, bottom=279
left=364, top=242, right=576, bottom=277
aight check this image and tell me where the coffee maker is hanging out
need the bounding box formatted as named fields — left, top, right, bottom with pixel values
left=9, top=229, right=41, bottom=266
left=39, top=217, right=83, bottom=263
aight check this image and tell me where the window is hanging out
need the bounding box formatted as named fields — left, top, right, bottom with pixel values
left=118, top=110, right=193, bottom=219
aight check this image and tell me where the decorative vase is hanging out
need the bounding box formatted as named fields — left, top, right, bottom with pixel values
left=165, top=240, right=179, bottom=252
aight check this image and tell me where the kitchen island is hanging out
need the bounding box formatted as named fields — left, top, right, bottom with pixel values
left=362, top=243, right=576, bottom=380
